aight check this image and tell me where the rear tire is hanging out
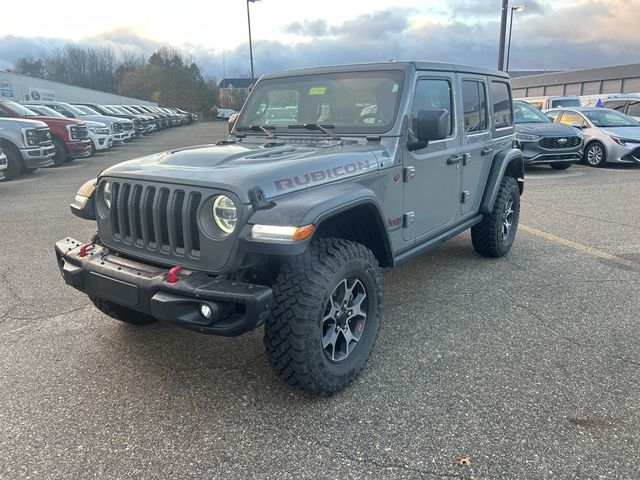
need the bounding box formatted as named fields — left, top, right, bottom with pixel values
left=51, top=137, right=67, bottom=166
left=472, top=176, right=520, bottom=258
left=0, top=145, right=23, bottom=181
left=90, top=296, right=157, bottom=325
left=264, top=238, right=382, bottom=396
left=550, top=162, right=571, bottom=170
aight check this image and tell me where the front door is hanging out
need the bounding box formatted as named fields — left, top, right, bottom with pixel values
left=403, top=74, right=462, bottom=241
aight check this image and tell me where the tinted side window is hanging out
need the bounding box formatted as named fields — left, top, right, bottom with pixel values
left=602, top=100, right=627, bottom=112
left=461, top=80, right=487, bottom=133
left=411, top=78, right=454, bottom=136
left=491, top=81, right=512, bottom=128
left=627, top=101, right=640, bottom=116
left=50, top=104, right=71, bottom=117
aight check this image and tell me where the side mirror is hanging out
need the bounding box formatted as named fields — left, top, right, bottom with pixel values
left=408, top=109, right=449, bottom=152
left=570, top=123, right=583, bottom=130
left=415, top=109, right=449, bottom=141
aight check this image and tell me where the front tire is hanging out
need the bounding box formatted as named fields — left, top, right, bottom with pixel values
left=472, top=176, right=520, bottom=258
left=264, top=238, right=382, bottom=396
left=584, top=142, right=607, bottom=167
left=0, top=146, right=24, bottom=181
left=90, top=296, right=157, bottom=325
left=51, top=137, right=68, bottom=167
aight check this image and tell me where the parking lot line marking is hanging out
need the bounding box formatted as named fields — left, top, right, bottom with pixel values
left=520, top=224, right=640, bottom=270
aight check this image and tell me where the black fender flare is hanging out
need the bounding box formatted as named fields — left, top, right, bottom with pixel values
left=240, top=182, right=392, bottom=261
left=480, top=147, right=524, bottom=214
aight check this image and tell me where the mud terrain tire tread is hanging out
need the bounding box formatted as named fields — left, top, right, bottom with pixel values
left=471, top=175, right=520, bottom=258
left=264, top=238, right=382, bottom=396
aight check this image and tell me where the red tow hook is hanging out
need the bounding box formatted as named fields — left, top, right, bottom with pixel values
left=167, top=266, right=182, bottom=284
left=78, top=243, right=94, bottom=258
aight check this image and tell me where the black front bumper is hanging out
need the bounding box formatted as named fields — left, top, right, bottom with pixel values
left=55, top=238, right=273, bottom=336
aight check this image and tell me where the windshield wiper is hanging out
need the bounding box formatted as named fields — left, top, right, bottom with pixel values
left=236, top=125, right=277, bottom=138
left=287, top=123, right=341, bottom=141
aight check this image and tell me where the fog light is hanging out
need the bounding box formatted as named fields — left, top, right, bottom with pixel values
left=199, top=303, right=213, bottom=320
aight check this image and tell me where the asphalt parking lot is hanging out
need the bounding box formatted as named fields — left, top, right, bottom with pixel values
left=1, top=121, right=639, bottom=479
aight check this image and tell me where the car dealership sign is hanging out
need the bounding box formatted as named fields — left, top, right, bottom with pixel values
left=0, top=79, right=14, bottom=98
left=28, top=87, right=56, bottom=101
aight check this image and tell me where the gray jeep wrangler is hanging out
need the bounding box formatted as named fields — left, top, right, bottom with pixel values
left=55, top=62, right=524, bottom=396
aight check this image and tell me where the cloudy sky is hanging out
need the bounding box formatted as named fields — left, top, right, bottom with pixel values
left=1, top=0, right=638, bottom=79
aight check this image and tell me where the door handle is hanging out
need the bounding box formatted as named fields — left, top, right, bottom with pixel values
left=481, top=147, right=494, bottom=156
left=447, top=155, right=463, bottom=165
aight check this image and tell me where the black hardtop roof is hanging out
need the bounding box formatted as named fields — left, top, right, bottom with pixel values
left=259, top=61, right=509, bottom=81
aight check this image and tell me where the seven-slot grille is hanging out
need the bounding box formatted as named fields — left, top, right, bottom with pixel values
left=108, top=181, right=202, bottom=257
left=539, top=136, right=581, bottom=149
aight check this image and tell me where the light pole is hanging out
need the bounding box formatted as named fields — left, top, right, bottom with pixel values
left=506, top=5, right=525, bottom=73
left=246, top=0, right=259, bottom=78
left=497, top=0, right=509, bottom=71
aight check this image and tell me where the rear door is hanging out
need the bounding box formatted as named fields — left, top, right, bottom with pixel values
left=458, top=75, right=492, bottom=216
left=403, top=73, right=462, bottom=240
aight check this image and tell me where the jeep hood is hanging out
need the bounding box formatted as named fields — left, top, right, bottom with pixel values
left=101, top=141, right=385, bottom=203
left=516, top=123, right=579, bottom=136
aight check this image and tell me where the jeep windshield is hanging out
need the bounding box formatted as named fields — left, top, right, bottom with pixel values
left=235, top=70, right=405, bottom=135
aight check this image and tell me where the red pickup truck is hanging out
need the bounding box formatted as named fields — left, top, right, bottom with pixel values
left=0, top=100, right=91, bottom=166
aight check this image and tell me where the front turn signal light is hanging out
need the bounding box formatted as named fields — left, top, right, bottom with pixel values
left=251, top=224, right=315, bottom=242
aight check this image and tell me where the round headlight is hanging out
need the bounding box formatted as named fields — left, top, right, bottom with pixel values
left=103, top=181, right=112, bottom=210
left=212, top=195, right=237, bottom=234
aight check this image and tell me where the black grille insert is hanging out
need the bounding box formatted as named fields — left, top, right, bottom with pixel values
left=539, top=136, right=581, bottom=149
left=106, top=181, right=202, bottom=257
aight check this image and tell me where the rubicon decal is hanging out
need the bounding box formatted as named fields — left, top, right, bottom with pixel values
left=275, top=160, right=372, bottom=191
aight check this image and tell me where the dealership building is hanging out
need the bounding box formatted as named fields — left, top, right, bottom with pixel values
left=0, top=71, right=156, bottom=105
left=511, top=63, right=640, bottom=98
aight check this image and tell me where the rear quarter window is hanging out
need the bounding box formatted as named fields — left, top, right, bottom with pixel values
left=490, top=81, right=513, bottom=131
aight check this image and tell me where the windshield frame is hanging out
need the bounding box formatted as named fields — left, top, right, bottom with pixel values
left=234, top=69, right=406, bottom=135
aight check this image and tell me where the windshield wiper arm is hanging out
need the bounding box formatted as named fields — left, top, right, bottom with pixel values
left=236, top=125, right=277, bottom=138
left=287, top=123, right=341, bottom=141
